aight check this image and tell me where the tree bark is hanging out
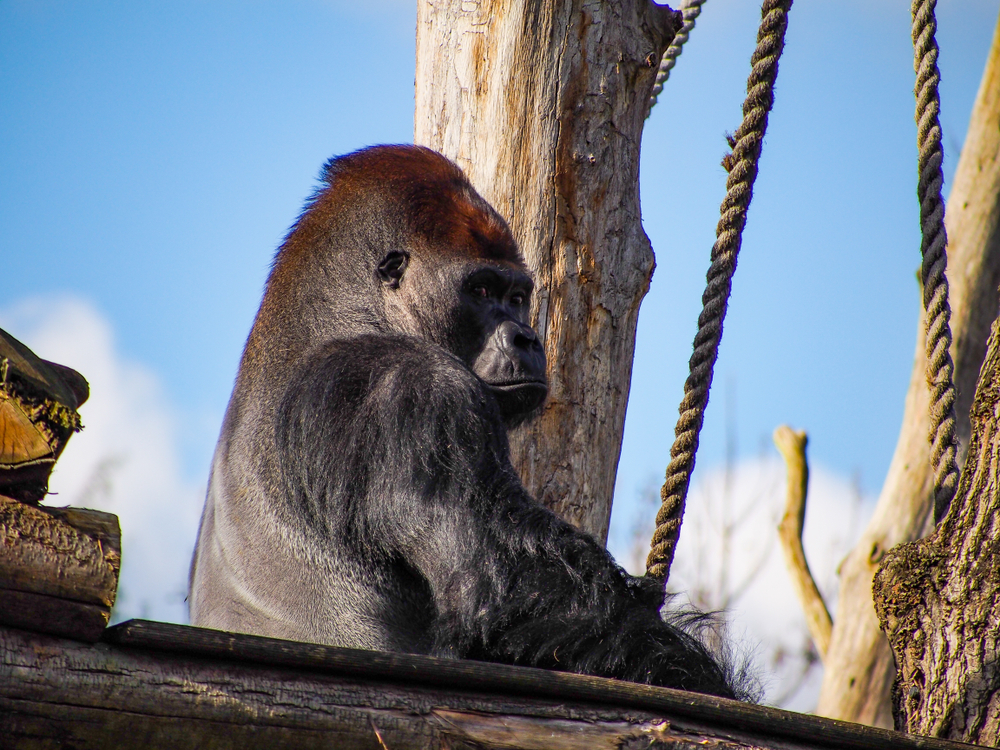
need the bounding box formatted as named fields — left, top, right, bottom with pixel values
left=414, top=0, right=681, bottom=542
left=816, top=9, right=1000, bottom=727
left=874, top=314, right=1000, bottom=744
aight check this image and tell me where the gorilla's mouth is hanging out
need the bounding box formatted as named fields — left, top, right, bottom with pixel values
left=487, top=379, right=547, bottom=392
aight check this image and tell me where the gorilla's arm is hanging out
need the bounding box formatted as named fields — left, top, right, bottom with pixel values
left=278, top=335, right=736, bottom=698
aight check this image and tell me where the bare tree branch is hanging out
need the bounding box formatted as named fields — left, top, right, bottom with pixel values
left=773, top=425, right=833, bottom=660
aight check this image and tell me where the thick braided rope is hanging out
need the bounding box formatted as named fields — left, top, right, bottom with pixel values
left=646, top=0, right=792, bottom=582
left=647, top=0, right=707, bottom=115
left=912, top=0, right=959, bottom=524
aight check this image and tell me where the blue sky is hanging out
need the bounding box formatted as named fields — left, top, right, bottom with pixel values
left=1, top=1, right=998, bottom=620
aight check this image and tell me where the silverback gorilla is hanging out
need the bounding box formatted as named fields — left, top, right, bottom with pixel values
left=189, top=145, right=738, bottom=698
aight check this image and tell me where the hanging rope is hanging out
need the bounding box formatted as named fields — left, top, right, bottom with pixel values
left=646, top=0, right=793, bottom=582
left=647, top=0, right=707, bottom=115
left=912, top=0, right=959, bottom=525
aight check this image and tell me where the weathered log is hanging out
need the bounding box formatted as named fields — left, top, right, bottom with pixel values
left=0, top=495, right=120, bottom=641
left=874, top=314, right=1000, bottom=744
left=414, top=0, right=681, bottom=542
left=0, top=327, right=88, bottom=503
left=0, top=620, right=980, bottom=749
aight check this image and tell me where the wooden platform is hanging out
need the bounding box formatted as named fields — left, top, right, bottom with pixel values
left=0, top=620, right=979, bottom=749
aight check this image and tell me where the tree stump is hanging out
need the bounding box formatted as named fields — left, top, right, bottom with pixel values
left=819, top=12, right=1000, bottom=727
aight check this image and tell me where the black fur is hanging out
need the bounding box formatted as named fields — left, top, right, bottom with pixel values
left=189, top=144, right=741, bottom=699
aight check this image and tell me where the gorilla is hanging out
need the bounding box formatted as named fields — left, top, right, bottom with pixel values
left=189, top=145, right=739, bottom=698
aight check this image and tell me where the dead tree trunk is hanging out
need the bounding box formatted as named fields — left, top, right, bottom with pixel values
left=874, top=312, right=1000, bottom=745
left=817, top=9, right=1000, bottom=727
left=414, top=0, right=681, bottom=542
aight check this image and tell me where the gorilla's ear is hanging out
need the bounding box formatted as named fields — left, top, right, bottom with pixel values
left=377, top=251, right=409, bottom=288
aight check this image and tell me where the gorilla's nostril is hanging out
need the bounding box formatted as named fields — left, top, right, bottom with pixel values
left=513, top=331, right=534, bottom=349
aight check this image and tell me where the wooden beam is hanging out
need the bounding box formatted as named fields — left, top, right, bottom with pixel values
left=0, top=620, right=979, bottom=749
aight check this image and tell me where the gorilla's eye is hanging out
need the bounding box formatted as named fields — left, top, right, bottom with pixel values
left=510, top=292, right=526, bottom=306
left=471, top=285, right=489, bottom=299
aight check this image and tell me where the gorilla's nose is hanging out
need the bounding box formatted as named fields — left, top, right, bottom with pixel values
left=499, top=320, right=542, bottom=354
left=495, top=320, right=545, bottom=383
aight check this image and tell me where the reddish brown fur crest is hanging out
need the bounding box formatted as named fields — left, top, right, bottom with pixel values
left=316, top=145, right=520, bottom=264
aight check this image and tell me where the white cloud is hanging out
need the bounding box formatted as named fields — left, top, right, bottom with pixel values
left=0, top=297, right=204, bottom=624
left=611, top=458, right=873, bottom=711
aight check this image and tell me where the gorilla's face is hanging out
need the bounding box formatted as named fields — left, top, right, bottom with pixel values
left=459, top=260, right=547, bottom=422
left=378, top=249, right=547, bottom=425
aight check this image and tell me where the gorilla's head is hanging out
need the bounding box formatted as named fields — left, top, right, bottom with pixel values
left=261, top=145, right=547, bottom=425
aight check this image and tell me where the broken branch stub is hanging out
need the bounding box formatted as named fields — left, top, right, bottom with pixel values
left=773, top=425, right=833, bottom=660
